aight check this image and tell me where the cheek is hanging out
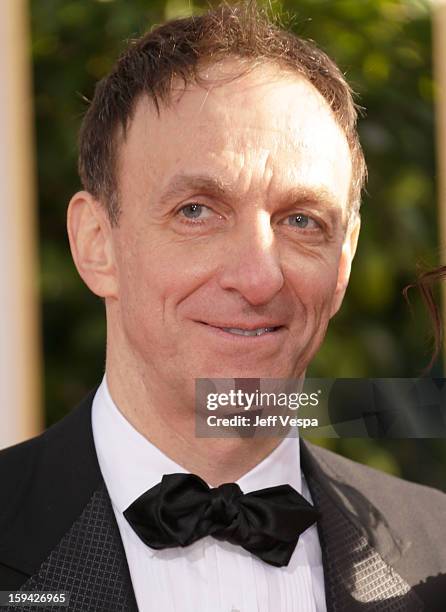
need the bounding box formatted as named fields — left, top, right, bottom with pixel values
left=285, top=250, right=341, bottom=315
left=113, top=236, right=160, bottom=335
left=116, top=234, right=212, bottom=328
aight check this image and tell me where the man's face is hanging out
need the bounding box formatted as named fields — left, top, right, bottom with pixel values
left=109, top=62, right=356, bottom=389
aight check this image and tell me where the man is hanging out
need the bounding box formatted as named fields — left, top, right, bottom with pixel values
left=1, top=3, right=445, bottom=611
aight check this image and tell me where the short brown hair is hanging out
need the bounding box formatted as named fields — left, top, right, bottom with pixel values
left=78, top=1, right=366, bottom=225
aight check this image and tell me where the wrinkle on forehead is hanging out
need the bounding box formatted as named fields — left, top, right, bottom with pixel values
left=117, top=61, right=352, bottom=216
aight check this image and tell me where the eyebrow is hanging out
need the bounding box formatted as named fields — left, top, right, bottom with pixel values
left=158, top=172, right=343, bottom=214
left=158, top=173, right=233, bottom=206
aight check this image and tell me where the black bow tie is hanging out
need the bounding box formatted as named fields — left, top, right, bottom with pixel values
left=123, top=473, right=319, bottom=567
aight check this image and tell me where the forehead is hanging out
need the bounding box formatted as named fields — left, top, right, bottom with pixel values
left=117, top=61, right=352, bottom=209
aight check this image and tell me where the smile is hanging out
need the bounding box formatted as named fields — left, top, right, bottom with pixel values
left=220, top=327, right=279, bottom=336
left=198, top=321, right=284, bottom=340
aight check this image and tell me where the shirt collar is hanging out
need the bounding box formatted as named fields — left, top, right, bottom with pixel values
left=92, top=375, right=302, bottom=515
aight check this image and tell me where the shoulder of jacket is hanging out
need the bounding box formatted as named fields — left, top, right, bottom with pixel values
left=305, top=440, right=446, bottom=511
left=0, top=433, right=44, bottom=510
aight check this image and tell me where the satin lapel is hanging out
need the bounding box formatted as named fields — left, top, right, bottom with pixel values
left=13, top=482, right=138, bottom=612
left=301, top=442, right=424, bottom=612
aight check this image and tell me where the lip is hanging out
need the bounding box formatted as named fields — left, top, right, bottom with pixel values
left=196, top=320, right=286, bottom=342
left=198, top=321, right=285, bottom=331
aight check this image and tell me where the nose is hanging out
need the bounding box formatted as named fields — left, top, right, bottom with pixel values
left=217, top=211, right=284, bottom=306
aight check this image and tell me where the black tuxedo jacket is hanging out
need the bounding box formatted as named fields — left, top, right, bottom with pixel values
left=1, top=389, right=446, bottom=611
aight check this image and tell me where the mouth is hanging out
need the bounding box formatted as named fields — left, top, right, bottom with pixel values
left=198, top=321, right=284, bottom=337
left=219, top=326, right=280, bottom=337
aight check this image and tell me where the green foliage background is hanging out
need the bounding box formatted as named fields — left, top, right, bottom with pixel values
left=30, top=0, right=445, bottom=491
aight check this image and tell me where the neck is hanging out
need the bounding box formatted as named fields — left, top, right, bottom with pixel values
left=105, top=361, right=284, bottom=487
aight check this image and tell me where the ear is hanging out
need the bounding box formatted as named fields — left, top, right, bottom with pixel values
left=67, top=191, right=118, bottom=298
left=330, top=214, right=361, bottom=318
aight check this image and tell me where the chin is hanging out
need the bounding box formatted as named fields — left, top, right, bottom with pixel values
left=197, top=362, right=297, bottom=380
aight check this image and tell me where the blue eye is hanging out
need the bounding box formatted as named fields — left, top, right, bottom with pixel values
left=180, top=203, right=204, bottom=219
left=286, top=214, right=318, bottom=229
